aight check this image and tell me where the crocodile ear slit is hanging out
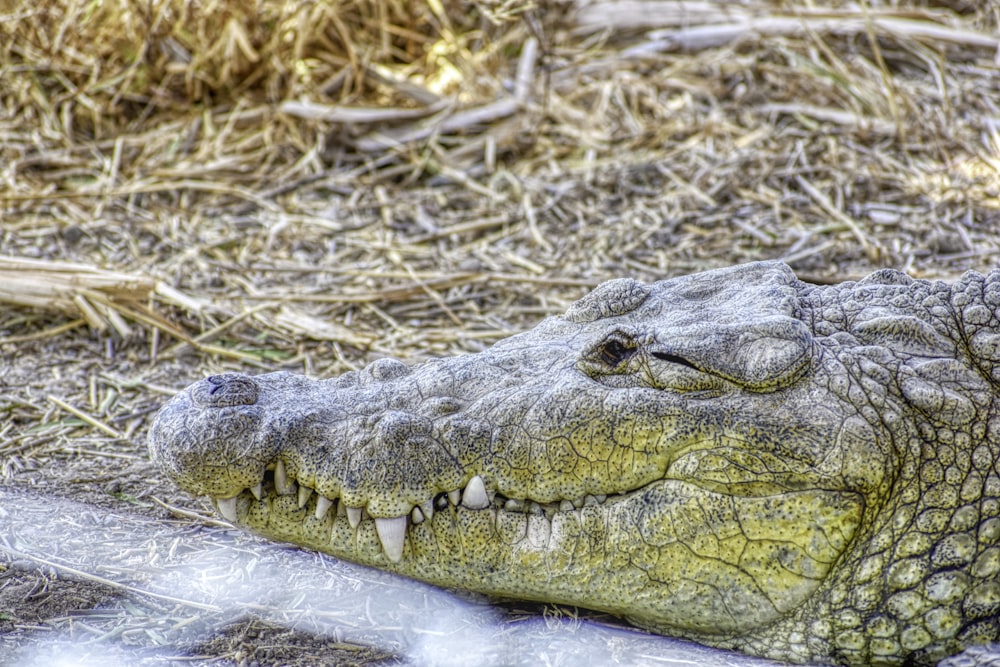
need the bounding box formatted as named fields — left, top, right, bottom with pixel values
left=649, top=351, right=700, bottom=371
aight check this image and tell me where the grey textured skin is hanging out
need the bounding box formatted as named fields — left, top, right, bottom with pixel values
left=149, top=262, right=1000, bottom=666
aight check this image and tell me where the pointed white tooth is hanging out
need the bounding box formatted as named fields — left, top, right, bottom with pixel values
left=275, top=461, right=293, bottom=495
left=315, top=495, right=334, bottom=520
left=217, top=496, right=238, bottom=523
left=347, top=506, right=362, bottom=529
left=461, top=475, right=490, bottom=509
left=250, top=483, right=262, bottom=500
left=527, top=512, right=551, bottom=548
left=298, top=485, right=313, bottom=508
left=584, top=494, right=600, bottom=506
left=411, top=506, right=424, bottom=524
left=594, top=494, right=607, bottom=503
left=448, top=489, right=461, bottom=506
left=504, top=498, right=525, bottom=512
left=559, top=500, right=575, bottom=512
left=375, top=516, right=407, bottom=563
left=420, top=499, right=434, bottom=522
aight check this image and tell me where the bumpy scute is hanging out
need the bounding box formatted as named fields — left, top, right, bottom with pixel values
left=564, top=277, right=650, bottom=322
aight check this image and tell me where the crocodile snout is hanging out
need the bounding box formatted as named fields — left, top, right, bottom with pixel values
left=148, top=373, right=272, bottom=500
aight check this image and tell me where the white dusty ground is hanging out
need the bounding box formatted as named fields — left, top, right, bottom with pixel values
left=1, top=488, right=781, bottom=667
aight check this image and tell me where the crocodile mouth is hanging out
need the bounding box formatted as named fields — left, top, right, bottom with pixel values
left=210, top=453, right=855, bottom=568
left=212, top=461, right=626, bottom=563
left=210, top=456, right=864, bottom=638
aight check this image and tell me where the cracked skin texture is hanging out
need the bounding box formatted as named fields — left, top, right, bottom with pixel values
left=149, top=262, right=1000, bottom=665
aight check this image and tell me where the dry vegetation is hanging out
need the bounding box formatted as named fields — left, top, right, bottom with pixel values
left=1, top=0, right=1000, bottom=664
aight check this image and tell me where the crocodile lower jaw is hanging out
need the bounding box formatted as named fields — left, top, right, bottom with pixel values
left=207, top=461, right=862, bottom=638
left=211, top=462, right=843, bottom=566
left=212, top=463, right=618, bottom=563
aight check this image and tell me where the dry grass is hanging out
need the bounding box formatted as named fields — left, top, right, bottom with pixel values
left=1, top=0, right=1000, bottom=662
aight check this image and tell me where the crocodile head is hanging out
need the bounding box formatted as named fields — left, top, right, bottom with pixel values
left=149, top=261, right=1000, bottom=664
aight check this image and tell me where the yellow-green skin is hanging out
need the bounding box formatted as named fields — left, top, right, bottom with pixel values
left=149, top=262, right=1000, bottom=665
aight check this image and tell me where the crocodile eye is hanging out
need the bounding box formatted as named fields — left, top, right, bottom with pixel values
left=591, top=332, right=637, bottom=368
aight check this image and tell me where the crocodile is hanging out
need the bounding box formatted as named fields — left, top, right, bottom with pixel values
left=149, top=261, right=1000, bottom=666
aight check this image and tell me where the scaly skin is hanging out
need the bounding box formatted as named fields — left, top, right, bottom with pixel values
left=149, top=262, right=1000, bottom=665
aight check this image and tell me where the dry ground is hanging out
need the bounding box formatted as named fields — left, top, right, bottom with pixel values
left=1, top=1, right=1000, bottom=665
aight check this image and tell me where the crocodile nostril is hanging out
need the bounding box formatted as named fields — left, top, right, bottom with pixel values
left=366, top=358, right=412, bottom=382
left=196, top=374, right=259, bottom=406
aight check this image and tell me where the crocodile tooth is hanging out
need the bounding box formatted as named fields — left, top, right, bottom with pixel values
left=559, top=500, right=575, bottom=512
left=461, top=475, right=489, bottom=509
left=274, top=461, right=294, bottom=495
left=593, top=494, right=607, bottom=503
left=298, top=485, right=313, bottom=508
left=583, top=494, right=600, bottom=506
left=448, top=489, right=461, bottom=506
left=347, top=506, right=362, bottom=529
left=504, top=498, right=525, bottom=512
left=250, top=483, right=262, bottom=500
left=315, top=495, right=333, bottom=520
left=420, top=499, right=434, bottom=522
left=411, top=506, right=424, bottom=524
left=527, top=512, right=551, bottom=547
left=435, top=495, right=449, bottom=510
left=572, top=497, right=585, bottom=509
left=375, top=516, right=407, bottom=563
left=217, top=497, right=238, bottom=523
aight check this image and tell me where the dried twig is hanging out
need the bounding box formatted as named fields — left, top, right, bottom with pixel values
left=0, top=545, right=224, bottom=613
left=46, top=395, right=123, bottom=438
